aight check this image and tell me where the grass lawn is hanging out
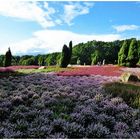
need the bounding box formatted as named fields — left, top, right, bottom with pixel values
left=16, top=66, right=76, bottom=74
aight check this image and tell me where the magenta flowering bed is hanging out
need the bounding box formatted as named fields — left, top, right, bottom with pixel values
left=57, top=65, right=123, bottom=77
left=0, top=73, right=140, bottom=138
left=0, top=67, right=15, bottom=73
left=0, top=65, right=40, bottom=71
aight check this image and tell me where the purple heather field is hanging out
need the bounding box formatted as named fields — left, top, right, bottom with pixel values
left=0, top=73, right=140, bottom=138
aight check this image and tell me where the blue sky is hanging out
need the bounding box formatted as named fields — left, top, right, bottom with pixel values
left=0, top=1, right=140, bottom=55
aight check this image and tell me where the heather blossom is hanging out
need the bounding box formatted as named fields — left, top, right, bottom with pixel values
left=0, top=73, right=140, bottom=138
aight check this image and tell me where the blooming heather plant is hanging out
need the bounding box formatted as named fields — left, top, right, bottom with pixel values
left=0, top=73, right=140, bottom=138
left=57, top=65, right=123, bottom=77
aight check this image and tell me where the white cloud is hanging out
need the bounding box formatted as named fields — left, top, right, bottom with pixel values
left=0, top=0, right=56, bottom=28
left=0, top=1, right=94, bottom=27
left=113, top=25, right=139, bottom=32
left=63, top=2, right=94, bottom=25
left=0, top=29, right=121, bottom=55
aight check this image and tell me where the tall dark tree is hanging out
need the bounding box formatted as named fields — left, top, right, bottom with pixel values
left=60, top=45, right=69, bottom=68
left=60, top=41, right=73, bottom=68
left=4, top=47, right=12, bottom=67
left=127, top=39, right=139, bottom=67
left=68, top=41, right=72, bottom=64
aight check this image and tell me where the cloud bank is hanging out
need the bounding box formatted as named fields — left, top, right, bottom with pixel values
left=0, top=1, right=56, bottom=28
left=113, top=25, right=139, bottom=32
left=0, top=30, right=121, bottom=55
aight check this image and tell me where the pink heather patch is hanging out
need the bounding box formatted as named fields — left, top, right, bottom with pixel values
left=0, top=65, right=40, bottom=70
left=57, top=65, right=123, bottom=77
left=0, top=65, right=40, bottom=73
left=0, top=67, right=15, bottom=73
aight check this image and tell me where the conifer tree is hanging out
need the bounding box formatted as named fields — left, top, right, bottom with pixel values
left=60, top=41, right=73, bottom=68
left=118, top=40, right=129, bottom=66
left=127, top=39, right=139, bottom=67
left=68, top=41, right=72, bottom=64
left=4, top=47, right=12, bottom=67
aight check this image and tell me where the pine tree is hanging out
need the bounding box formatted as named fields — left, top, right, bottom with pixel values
left=118, top=40, right=129, bottom=66
left=60, top=41, right=73, bottom=68
left=127, top=39, right=139, bottom=67
left=4, top=47, right=12, bottom=67
left=68, top=41, right=72, bottom=64
left=60, top=45, right=69, bottom=68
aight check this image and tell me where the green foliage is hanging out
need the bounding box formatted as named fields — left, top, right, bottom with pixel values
left=4, top=47, right=12, bottom=67
left=19, top=55, right=33, bottom=65
left=91, top=50, right=101, bottom=65
left=73, top=43, right=95, bottom=65
left=104, top=82, right=140, bottom=108
left=20, top=57, right=36, bottom=65
left=45, top=52, right=60, bottom=66
left=118, top=40, right=129, bottom=66
left=72, top=40, right=121, bottom=65
left=60, top=41, right=73, bottom=68
left=11, top=56, right=20, bottom=66
left=0, top=55, right=5, bottom=66
left=56, top=53, right=61, bottom=65
left=137, top=40, right=140, bottom=64
left=127, top=39, right=139, bottom=67
left=38, top=56, right=44, bottom=66
left=0, top=38, right=139, bottom=67
left=25, top=57, right=36, bottom=65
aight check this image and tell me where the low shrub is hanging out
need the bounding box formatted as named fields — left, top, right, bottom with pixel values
left=103, top=82, right=140, bottom=108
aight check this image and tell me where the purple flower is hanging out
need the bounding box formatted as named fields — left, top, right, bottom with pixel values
left=64, top=122, right=85, bottom=138
left=114, top=122, right=129, bottom=132
left=86, top=123, right=110, bottom=138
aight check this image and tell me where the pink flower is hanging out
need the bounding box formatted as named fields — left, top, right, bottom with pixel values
left=57, top=65, right=122, bottom=77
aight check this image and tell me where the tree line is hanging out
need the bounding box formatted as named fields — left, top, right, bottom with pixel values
left=0, top=41, right=72, bottom=68
left=0, top=38, right=140, bottom=68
